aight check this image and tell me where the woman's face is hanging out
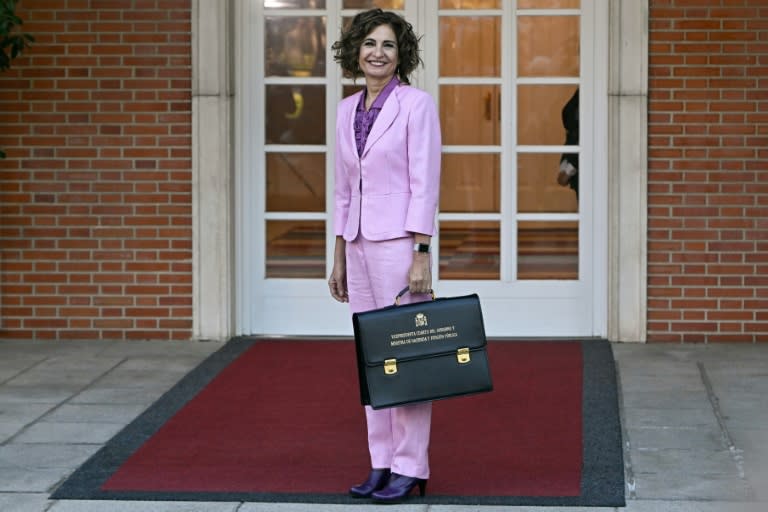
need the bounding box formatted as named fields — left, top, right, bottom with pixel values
left=358, top=24, right=399, bottom=82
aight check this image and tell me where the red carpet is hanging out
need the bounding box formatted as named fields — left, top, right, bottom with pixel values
left=101, top=340, right=582, bottom=497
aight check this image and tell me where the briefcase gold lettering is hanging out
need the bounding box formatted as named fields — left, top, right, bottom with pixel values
left=389, top=324, right=458, bottom=347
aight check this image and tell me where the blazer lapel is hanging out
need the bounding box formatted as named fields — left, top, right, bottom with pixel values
left=346, top=91, right=362, bottom=158
left=362, top=87, right=400, bottom=158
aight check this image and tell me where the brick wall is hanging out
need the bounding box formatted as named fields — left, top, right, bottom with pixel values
left=0, top=0, right=193, bottom=340
left=647, top=0, right=768, bottom=342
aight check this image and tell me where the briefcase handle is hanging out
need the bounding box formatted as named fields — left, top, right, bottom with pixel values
left=394, top=286, right=436, bottom=306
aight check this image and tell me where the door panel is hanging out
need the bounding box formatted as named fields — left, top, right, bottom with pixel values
left=440, top=16, right=500, bottom=77
left=440, top=153, right=500, bottom=213
left=517, top=153, right=576, bottom=213
left=517, top=15, right=579, bottom=77
left=266, top=153, right=325, bottom=212
left=440, top=85, right=501, bottom=146
left=439, top=221, right=500, bottom=280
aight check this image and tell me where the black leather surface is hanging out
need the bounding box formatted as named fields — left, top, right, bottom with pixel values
left=353, top=294, right=493, bottom=409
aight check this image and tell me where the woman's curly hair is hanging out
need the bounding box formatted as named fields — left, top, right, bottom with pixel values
left=332, top=9, right=422, bottom=85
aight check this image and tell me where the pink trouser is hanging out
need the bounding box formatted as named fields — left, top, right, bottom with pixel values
left=346, top=235, right=432, bottom=480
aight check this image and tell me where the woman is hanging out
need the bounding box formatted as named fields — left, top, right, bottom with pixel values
left=328, top=8, right=441, bottom=504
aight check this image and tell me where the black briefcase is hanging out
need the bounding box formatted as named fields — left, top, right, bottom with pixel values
left=353, top=287, right=492, bottom=409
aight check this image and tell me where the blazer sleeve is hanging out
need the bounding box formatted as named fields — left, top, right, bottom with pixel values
left=333, top=101, right=351, bottom=237
left=404, top=91, right=442, bottom=236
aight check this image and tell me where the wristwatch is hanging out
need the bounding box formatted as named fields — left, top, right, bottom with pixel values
left=413, top=243, right=431, bottom=253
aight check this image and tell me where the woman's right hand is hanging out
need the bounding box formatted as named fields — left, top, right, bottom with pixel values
left=329, top=237, right=348, bottom=303
left=329, top=264, right=348, bottom=303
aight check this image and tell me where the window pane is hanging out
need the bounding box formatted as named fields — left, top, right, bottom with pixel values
left=343, top=0, right=404, bottom=8
left=518, top=16, right=579, bottom=77
left=265, top=16, right=326, bottom=77
left=518, top=0, right=579, bottom=8
left=440, top=17, right=500, bottom=77
left=440, top=0, right=501, bottom=8
left=265, top=85, right=326, bottom=145
left=265, top=0, right=326, bottom=8
left=517, top=153, right=578, bottom=213
left=441, top=85, right=500, bottom=145
left=266, top=153, right=326, bottom=212
left=440, top=154, right=500, bottom=213
left=266, top=220, right=325, bottom=278
left=343, top=84, right=364, bottom=98
left=518, top=221, right=578, bottom=280
left=517, top=84, right=577, bottom=146
left=439, top=221, right=500, bottom=280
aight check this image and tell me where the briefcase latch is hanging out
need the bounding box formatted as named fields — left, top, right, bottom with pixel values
left=384, top=358, right=398, bottom=375
left=457, top=347, right=470, bottom=364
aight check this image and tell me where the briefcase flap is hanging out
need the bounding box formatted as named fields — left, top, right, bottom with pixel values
left=353, top=294, right=486, bottom=367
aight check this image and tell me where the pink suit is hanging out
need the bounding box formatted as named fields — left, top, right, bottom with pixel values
left=334, top=84, right=442, bottom=479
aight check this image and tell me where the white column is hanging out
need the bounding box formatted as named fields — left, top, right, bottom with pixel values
left=191, top=0, right=233, bottom=340
left=607, top=0, right=648, bottom=342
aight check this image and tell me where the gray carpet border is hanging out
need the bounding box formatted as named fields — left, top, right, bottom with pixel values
left=51, top=337, right=625, bottom=506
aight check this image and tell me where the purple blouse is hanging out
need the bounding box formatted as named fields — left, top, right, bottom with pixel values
left=354, top=77, right=399, bottom=157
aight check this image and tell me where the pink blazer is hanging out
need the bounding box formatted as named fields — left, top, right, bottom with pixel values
left=333, top=84, right=442, bottom=242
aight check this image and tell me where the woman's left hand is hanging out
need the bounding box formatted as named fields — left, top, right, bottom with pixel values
left=408, top=253, right=432, bottom=295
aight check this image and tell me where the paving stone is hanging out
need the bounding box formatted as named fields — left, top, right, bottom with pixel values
left=627, top=426, right=725, bottom=451
left=116, top=356, right=214, bottom=373
left=48, top=500, right=240, bottom=512
left=96, top=340, right=222, bottom=360
left=430, top=507, right=614, bottom=512
left=730, top=428, right=768, bottom=501
left=622, top=407, right=716, bottom=429
left=240, top=504, right=427, bottom=512
left=729, top=428, right=768, bottom=452
left=12, top=421, right=123, bottom=444
left=7, top=357, right=122, bottom=388
left=633, top=472, right=754, bottom=501
left=0, top=359, right=46, bottom=383
left=0, top=443, right=100, bottom=469
left=0, top=387, right=75, bottom=405
left=622, top=500, right=766, bottom=512
left=621, top=390, right=712, bottom=410
left=631, top=449, right=740, bottom=477
left=619, top=374, right=704, bottom=392
left=0, top=403, right=56, bottom=425
left=616, top=361, right=701, bottom=376
left=40, top=403, right=146, bottom=424
left=0, top=423, right=25, bottom=444
left=94, top=369, right=189, bottom=389
left=0, top=466, right=66, bottom=493
left=717, top=395, right=768, bottom=430
left=69, top=387, right=166, bottom=406
left=0, top=493, right=51, bottom=512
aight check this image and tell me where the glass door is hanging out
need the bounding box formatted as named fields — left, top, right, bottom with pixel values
left=238, top=0, right=603, bottom=336
left=430, top=0, right=591, bottom=336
